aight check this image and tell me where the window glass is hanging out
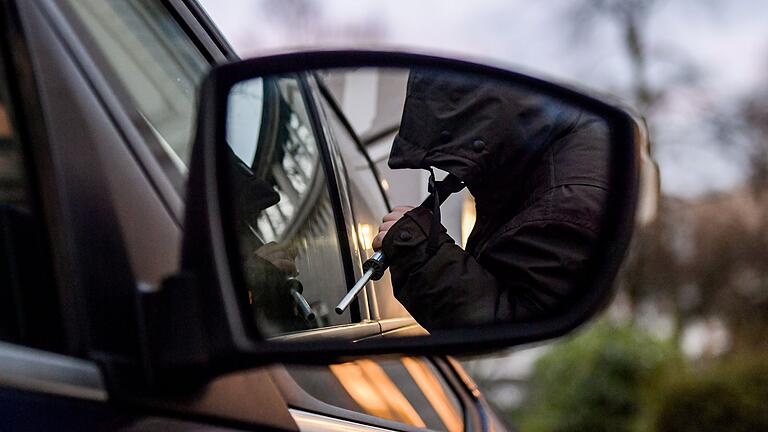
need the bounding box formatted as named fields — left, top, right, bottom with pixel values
left=227, top=76, right=350, bottom=336
left=227, top=78, right=264, bottom=165
left=63, top=0, right=208, bottom=170
left=0, top=54, right=63, bottom=351
left=287, top=358, right=465, bottom=432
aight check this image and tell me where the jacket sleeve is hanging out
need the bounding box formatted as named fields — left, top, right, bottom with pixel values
left=381, top=202, right=601, bottom=330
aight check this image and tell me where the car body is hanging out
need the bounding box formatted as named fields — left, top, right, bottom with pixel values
left=0, top=0, right=507, bottom=430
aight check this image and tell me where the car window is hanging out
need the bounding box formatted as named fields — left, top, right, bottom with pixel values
left=0, top=53, right=63, bottom=351
left=227, top=76, right=352, bottom=336
left=62, top=0, right=208, bottom=172
left=227, top=78, right=264, bottom=165
left=287, top=357, right=465, bottom=432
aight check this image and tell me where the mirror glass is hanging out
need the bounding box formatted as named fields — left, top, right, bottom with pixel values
left=222, top=66, right=618, bottom=340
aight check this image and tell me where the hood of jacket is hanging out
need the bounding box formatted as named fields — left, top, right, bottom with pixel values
left=389, top=69, right=609, bottom=208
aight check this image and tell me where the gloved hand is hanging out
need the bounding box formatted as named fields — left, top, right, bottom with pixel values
left=244, top=246, right=308, bottom=333
left=254, top=241, right=298, bottom=275
left=372, top=205, right=415, bottom=250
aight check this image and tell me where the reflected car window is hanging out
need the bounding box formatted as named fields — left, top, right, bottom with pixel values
left=227, top=76, right=351, bottom=336
left=316, top=73, right=416, bottom=321
left=228, top=79, right=264, bottom=166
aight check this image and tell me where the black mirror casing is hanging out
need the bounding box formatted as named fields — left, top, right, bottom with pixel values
left=141, top=50, right=643, bottom=384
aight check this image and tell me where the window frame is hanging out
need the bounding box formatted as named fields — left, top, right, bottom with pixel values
left=310, top=72, right=429, bottom=327
left=311, top=74, right=400, bottom=323
left=294, top=73, right=371, bottom=325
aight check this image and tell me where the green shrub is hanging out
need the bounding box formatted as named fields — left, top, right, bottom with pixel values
left=518, top=321, right=681, bottom=432
left=653, top=355, right=768, bottom=432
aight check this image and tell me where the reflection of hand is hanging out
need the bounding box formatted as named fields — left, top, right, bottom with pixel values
left=246, top=242, right=310, bottom=333
left=255, top=241, right=298, bottom=275
left=373, top=206, right=415, bottom=250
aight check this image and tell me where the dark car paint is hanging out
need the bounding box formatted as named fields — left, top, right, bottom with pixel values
left=0, top=0, right=495, bottom=431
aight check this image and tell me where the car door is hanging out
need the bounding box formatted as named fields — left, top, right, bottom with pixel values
left=25, top=1, right=432, bottom=430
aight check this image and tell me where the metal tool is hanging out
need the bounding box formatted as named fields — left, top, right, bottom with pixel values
left=335, top=250, right=387, bottom=314
left=334, top=173, right=466, bottom=315
left=287, top=278, right=316, bottom=322
left=247, top=227, right=316, bottom=322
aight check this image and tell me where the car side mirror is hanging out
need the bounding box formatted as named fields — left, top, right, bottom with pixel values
left=139, top=50, right=643, bottom=387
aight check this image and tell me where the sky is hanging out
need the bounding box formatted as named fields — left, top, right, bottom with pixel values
left=199, top=0, right=768, bottom=197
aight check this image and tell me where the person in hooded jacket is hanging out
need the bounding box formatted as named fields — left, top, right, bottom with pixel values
left=228, top=144, right=310, bottom=334
left=372, top=69, right=610, bottom=330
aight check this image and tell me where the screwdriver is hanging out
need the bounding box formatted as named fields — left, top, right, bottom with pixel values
left=335, top=250, right=387, bottom=314
left=248, top=226, right=316, bottom=322
left=334, top=173, right=464, bottom=314
left=287, top=277, right=316, bottom=322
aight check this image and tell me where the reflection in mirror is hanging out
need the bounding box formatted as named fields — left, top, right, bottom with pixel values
left=224, top=67, right=613, bottom=338
left=226, top=75, right=350, bottom=337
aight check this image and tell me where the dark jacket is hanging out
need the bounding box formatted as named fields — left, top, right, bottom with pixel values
left=229, top=146, right=308, bottom=333
left=382, top=70, right=609, bottom=330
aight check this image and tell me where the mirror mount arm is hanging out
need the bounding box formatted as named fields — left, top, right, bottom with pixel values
left=126, top=74, right=263, bottom=391
left=135, top=272, right=213, bottom=389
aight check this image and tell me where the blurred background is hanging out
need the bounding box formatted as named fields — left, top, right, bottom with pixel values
left=200, top=1, right=768, bottom=430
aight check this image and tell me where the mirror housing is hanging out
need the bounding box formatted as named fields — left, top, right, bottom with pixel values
left=139, top=50, right=643, bottom=386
